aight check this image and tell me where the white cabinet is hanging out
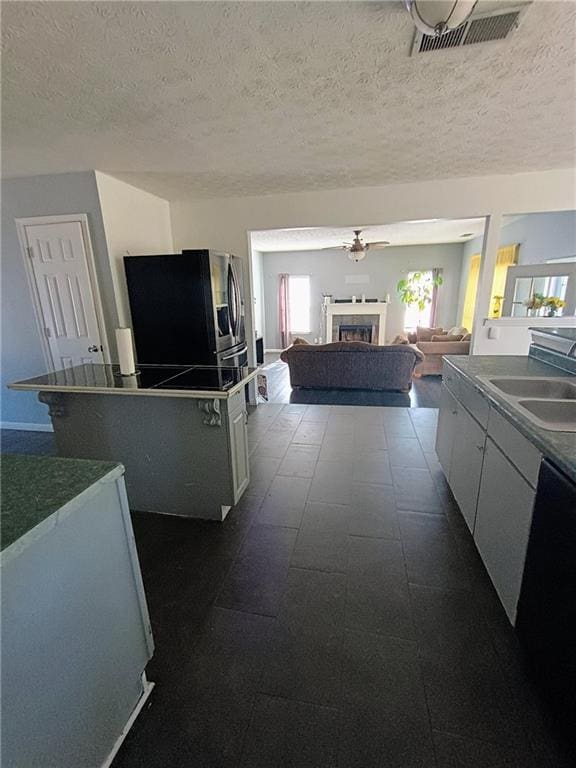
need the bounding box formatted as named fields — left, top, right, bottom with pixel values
left=474, top=438, right=537, bottom=624
left=449, top=406, right=486, bottom=532
left=436, top=386, right=459, bottom=477
left=229, top=406, right=249, bottom=502
left=1, top=458, right=153, bottom=768
left=436, top=366, right=543, bottom=625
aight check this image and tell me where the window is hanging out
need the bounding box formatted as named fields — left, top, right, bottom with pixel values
left=461, top=255, right=480, bottom=331
left=289, top=275, right=311, bottom=333
left=403, top=270, right=435, bottom=331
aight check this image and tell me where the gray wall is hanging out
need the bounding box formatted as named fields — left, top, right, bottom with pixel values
left=1, top=172, right=116, bottom=426
left=456, top=211, right=576, bottom=323
left=262, top=243, right=465, bottom=348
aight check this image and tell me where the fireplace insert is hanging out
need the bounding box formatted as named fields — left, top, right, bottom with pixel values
left=338, top=324, right=373, bottom=343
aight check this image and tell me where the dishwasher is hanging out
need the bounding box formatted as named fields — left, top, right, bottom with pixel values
left=516, top=459, right=576, bottom=754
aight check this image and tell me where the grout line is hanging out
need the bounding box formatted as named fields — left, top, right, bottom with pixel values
left=400, top=527, right=441, bottom=768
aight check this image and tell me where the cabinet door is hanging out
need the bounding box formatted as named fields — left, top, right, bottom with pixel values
left=474, top=438, right=536, bottom=625
left=449, top=406, right=486, bottom=532
left=230, top=408, right=249, bottom=502
left=435, top=386, right=459, bottom=477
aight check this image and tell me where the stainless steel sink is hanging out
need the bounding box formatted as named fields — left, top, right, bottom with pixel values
left=478, top=375, right=576, bottom=432
left=486, top=377, right=576, bottom=399
left=517, top=400, right=576, bottom=431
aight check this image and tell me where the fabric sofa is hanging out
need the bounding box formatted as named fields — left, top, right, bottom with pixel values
left=407, top=326, right=471, bottom=376
left=280, top=341, right=424, bottom=392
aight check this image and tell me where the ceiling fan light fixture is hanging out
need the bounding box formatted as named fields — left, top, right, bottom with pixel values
left=404, top=0, right=477, bottom=37
left=346, top=230, right=368, bottom=262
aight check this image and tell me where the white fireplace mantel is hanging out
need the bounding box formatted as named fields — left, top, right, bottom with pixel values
left=325, top=302, right=388, bottom=345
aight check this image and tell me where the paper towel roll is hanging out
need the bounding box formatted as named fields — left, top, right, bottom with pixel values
left=121, top=373, right=139, bottom=389
left=116, top=328, right=136, bottom=375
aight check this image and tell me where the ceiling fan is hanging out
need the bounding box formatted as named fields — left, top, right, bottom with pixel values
left=341, top=230, right=390, bottom=262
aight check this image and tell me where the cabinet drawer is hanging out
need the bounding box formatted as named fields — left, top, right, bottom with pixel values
left=487, top=409, right=541, bottom=488
left=458, top=377, right=490, bottom=429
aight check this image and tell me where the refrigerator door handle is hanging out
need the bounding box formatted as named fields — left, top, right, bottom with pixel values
left=227, top=264, right=238, bottom=336
left=220, top=345, right=248, bottom=361
left=232, top=261, right=242, bottom=334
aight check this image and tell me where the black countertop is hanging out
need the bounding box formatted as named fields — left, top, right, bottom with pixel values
left=444, top=354, right=576, bottom=483
left=9, top=364, right=259, bottom=399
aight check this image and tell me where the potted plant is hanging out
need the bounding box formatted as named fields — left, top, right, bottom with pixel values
left=544, top=296, right=566, bottom=317
left=396, top=271, right=443, bottom=317
left=524, top=292, right=545, bottom=316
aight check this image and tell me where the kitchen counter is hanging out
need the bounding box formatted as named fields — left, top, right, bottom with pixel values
left=1, top=454, right=120, bottom=553
left=9, top=363, right=259, bottom=400
left=444, top=354, right=576, bottom=482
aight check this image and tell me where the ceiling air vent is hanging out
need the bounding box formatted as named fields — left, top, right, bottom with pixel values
left=411, top=5, right=527, bottom=55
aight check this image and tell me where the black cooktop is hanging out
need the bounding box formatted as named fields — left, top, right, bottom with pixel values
left=12, top=364, right=257, bottom=393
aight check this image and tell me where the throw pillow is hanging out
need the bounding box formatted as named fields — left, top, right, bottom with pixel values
left=416, top=326, right=444, bottom=342
left=432, top=334, right=463, bottom=342
left=292, top=337, right=309, bottom=345
left=392, top=333, right=409, bottom=345
left=461, top=333, right=472, bottom=342
left=448, top=326, right=468, bottom=337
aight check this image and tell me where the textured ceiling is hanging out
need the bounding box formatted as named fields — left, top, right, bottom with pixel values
left=2, top=1, right=575, bottom=200
left=251, top=217, right=486, bottom=251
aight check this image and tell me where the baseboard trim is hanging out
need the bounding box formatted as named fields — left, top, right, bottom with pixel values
left=1, top=421, right=53, bottom=432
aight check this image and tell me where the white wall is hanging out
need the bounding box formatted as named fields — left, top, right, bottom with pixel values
left=250, top=250, right=265, bottom=339
left=171, top=169, right=576, bottom=252
left=474, top=316, right=576, bottom=356
left=170, top=168, right=576, bottom=362
left=260, top=244, right=464, bottom=348
left=1, top=172, right=115, bottom=427
left=95, top=172, right=173, bottom=327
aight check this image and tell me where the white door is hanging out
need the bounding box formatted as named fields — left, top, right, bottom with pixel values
left=474, top=438, right=536, bottom=624
left=435, top=385, right=458, bottom=477
left=449, top=406, right=486, bottom=532
left=17, top=216, right=107, bottom=370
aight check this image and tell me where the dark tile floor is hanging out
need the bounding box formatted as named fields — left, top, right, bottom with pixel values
left=1, top=409, right=572, bottom=767
left=261, top=354, right=442, bottom=407
left=1, top=428, right=56, bottom=456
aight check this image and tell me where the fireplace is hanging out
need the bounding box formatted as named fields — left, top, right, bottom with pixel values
left=326, top=303, right=387, bottom=345
left=339, top=324, right=373, bottom=343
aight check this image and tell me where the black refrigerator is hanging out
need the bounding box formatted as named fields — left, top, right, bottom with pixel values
left=124, top=250, right=247, bottom=367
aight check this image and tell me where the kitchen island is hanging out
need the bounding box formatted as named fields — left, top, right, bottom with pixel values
left=9, top=363, right=259, bottom=520
left=1, top=454, right=154, bottom=768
